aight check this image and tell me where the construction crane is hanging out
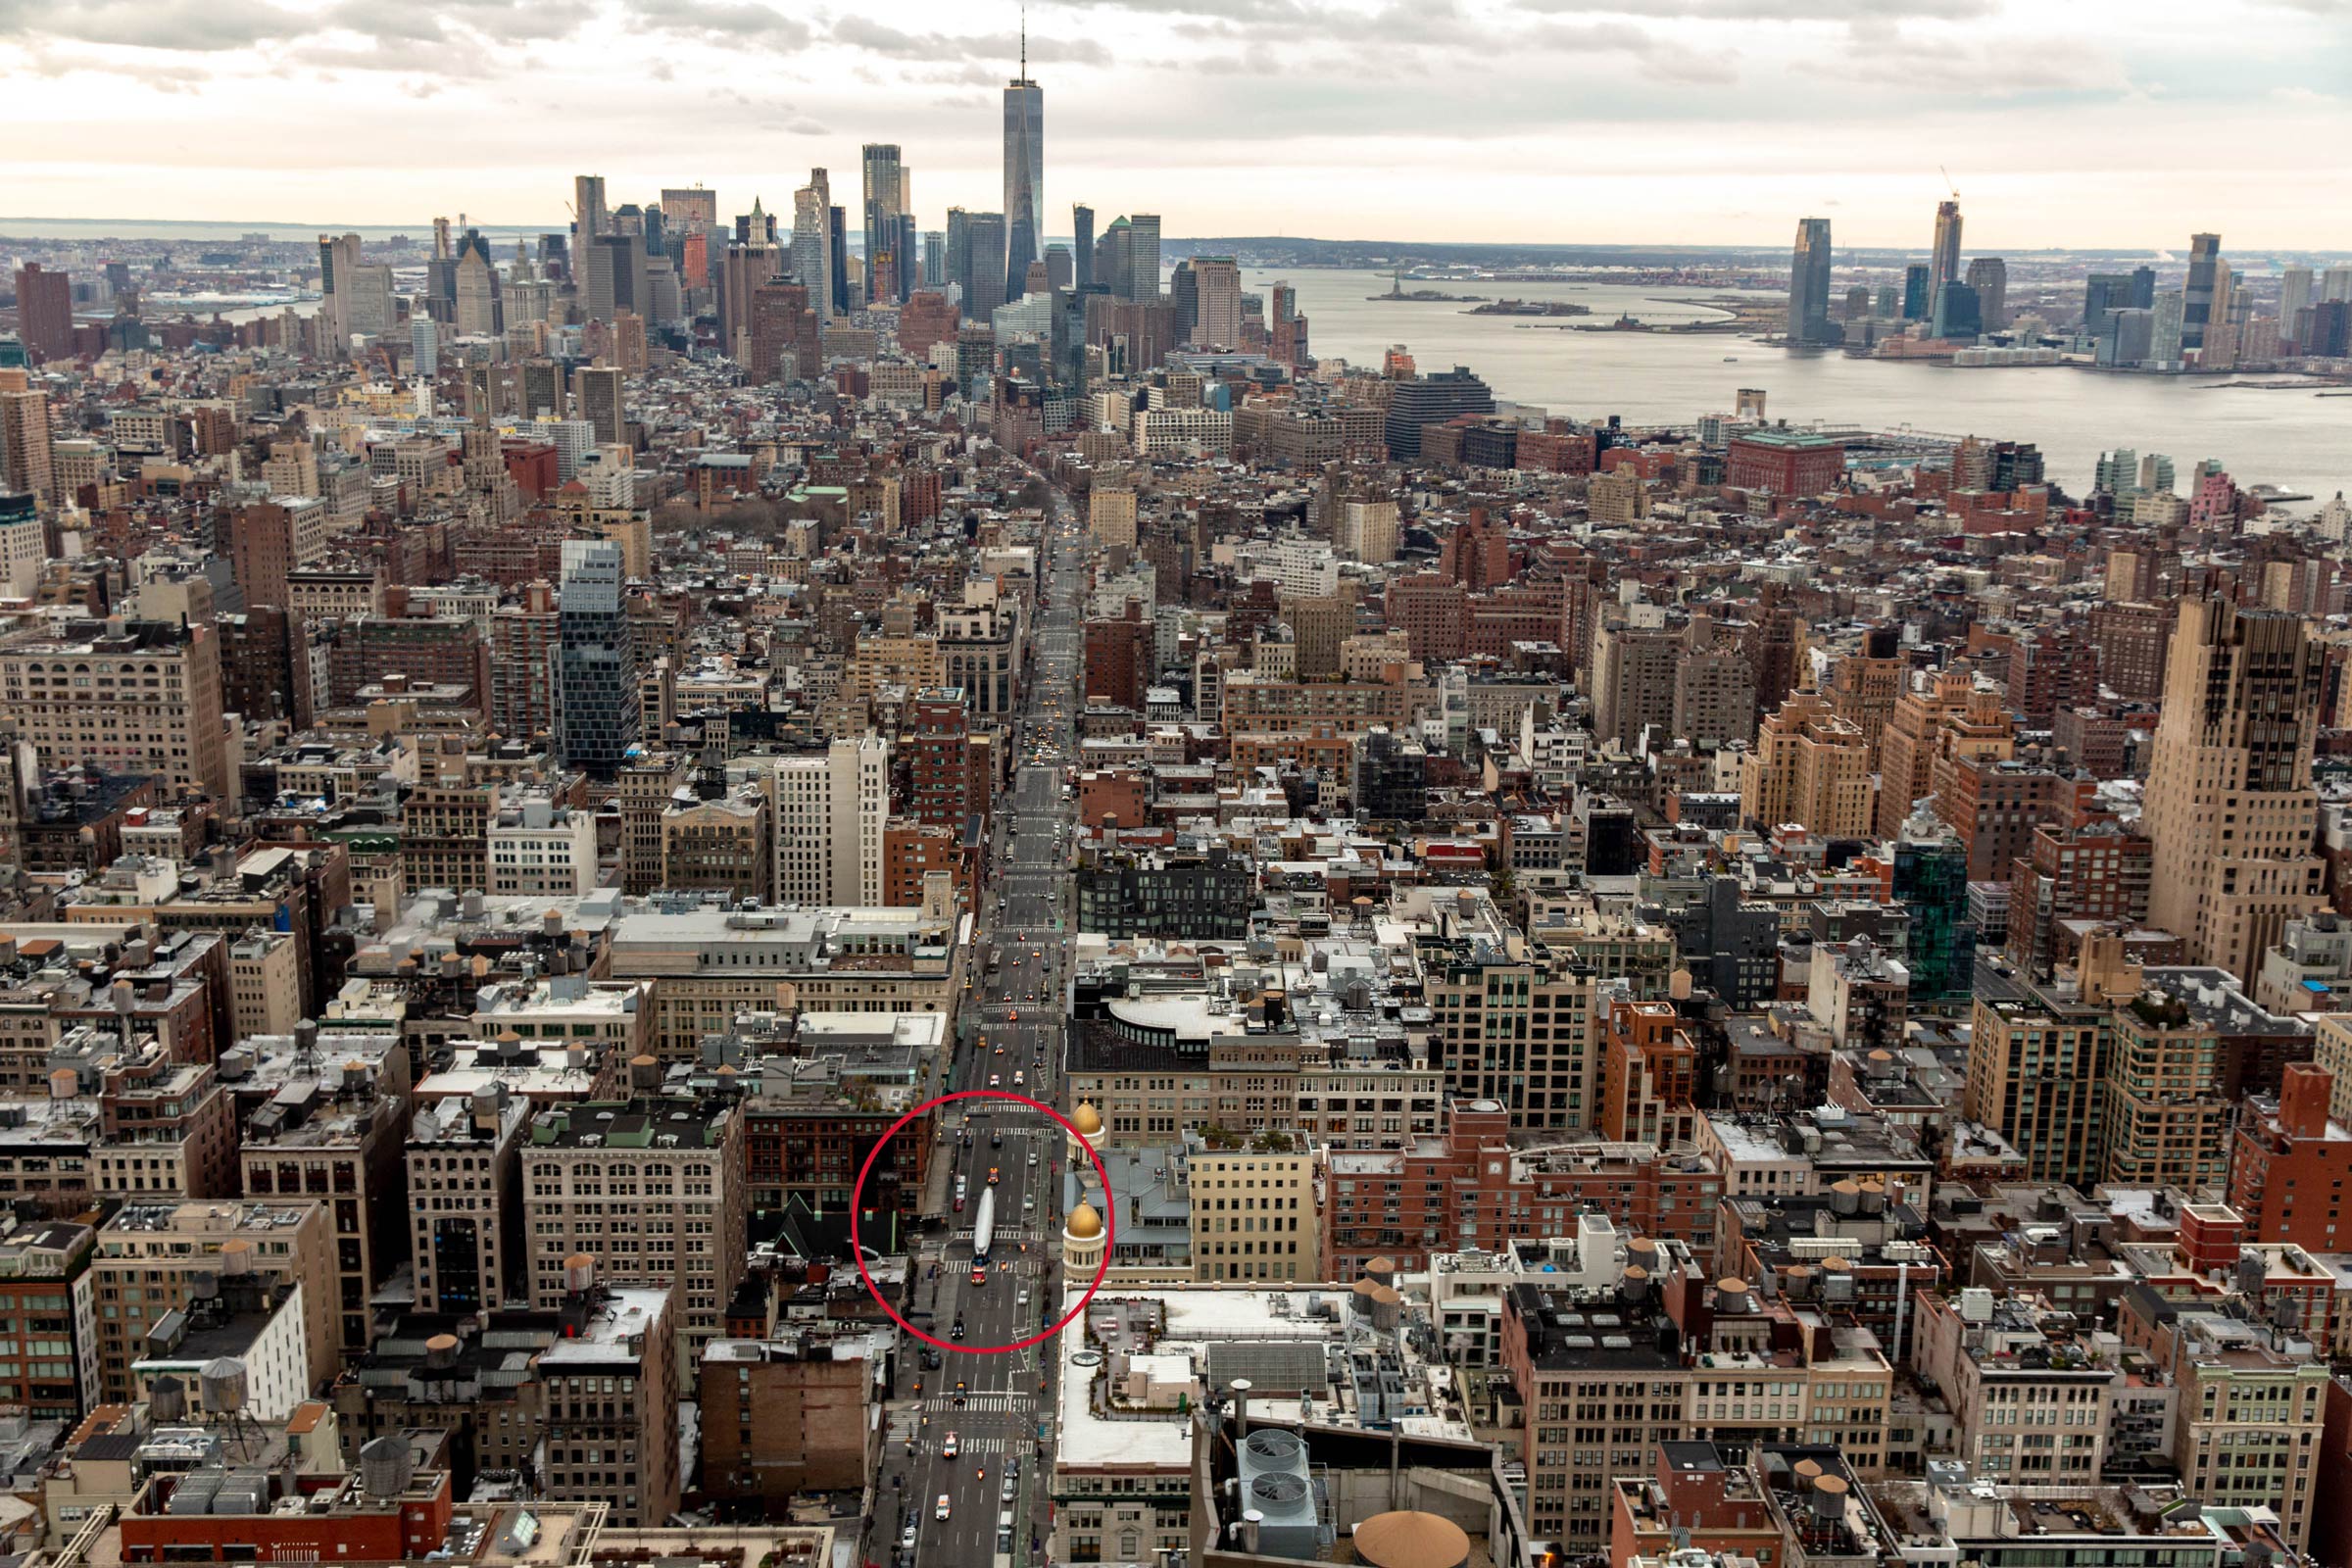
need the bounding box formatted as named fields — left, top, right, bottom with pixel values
left=1939, top=166, right=1960, bottom=201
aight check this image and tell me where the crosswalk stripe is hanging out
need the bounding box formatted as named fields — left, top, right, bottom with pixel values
left=922, top=1394, right=1032, bottom=1413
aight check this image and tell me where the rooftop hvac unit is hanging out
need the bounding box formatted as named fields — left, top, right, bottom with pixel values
left=1238, top=1428, right=1306, bottom=1493
left=168, top=1470, right=223, bottom=1515
left=1246, top=1469, right=1322, bottom=1561
left=211, top=1472, right=270, bottom=1515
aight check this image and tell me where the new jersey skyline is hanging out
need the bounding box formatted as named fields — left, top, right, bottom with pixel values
left=4, top=0, right=2349, bottom=246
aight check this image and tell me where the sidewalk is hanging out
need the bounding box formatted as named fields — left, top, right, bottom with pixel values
left=920, top=1117, right=958, bottom=1216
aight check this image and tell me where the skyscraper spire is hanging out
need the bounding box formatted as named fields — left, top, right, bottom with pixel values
left=1002, top=20, right=1044, bottom=299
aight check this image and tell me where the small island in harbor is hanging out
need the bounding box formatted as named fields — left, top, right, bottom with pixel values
left=1368, top=287, right=1491, bottom=302
left=1467, top=298, right=1592, bottom=317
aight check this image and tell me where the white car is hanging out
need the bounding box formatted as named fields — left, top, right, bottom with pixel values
left=936, top=1494, right=953, bottom=1521
left=944, top=1432, right=959, bottom=1458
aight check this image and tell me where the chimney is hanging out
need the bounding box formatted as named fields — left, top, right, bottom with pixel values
left=2280, top=1062, right=2332, bottom=1141
left=1230, top=1377, right=1250, bottom=1446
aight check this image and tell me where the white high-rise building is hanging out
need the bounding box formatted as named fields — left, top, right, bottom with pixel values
left=0, top=512, right=44, bottom=599
left=759, top=735, right=888, bottom=907
left=317, top=232, right=363, bottom=355
left=537, top=417, right=595, bottom=482
left=1339, top=498, right=1400, bottom=564
left=573, top=174, right=608, bottom=242
left=792, top=171, right=833, bottom=320
left=2150, top=290, right=2186, bottom=365
left=2280, top=266, right=2315, bottom=340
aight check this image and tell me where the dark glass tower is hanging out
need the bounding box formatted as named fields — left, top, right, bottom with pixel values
left=1787, top=217, right=1834, bottom=346
left=557, top=540, right=639, bottom=778
left=1003, top=69, right=1044, bottom=301
left=1892, top=814, right=1976, bottom=1002
left=965, top=213, right=1008, bottom=321
left=2183, top=231, right=2221, bottom=350
left=828, top=207, right=850, bottom=317
left=1901, top=263, right=1932, bottom=321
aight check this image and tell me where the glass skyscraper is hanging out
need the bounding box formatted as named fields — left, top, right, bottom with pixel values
left=1126, top=214, right=1160, bottom=303
left=1787, top=217, right=1834, bottom=347
left=2183, top=231, right=2222, bottom=350
left=558, top=539, right=639, bottom=778
left=1003, top=74, right=1044, bottom=302
left=1931, top=198, right=1962, bottom=283
left=964, top=212, right=1008, bottom=321
left=860, top=144, right=905, bottom=304
left=1892, top=818, right=1975, bottom=1002
left=791, top=170, right=832, bottom=320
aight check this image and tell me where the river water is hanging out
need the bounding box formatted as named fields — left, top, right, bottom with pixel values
left=1249, top=268, right=2352, bottom=505
left=174, top=258, right=2352, bottom=502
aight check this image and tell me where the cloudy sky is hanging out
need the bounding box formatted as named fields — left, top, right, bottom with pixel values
left=2, top=0, right=2349, bottom=247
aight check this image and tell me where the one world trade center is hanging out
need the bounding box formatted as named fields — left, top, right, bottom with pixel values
left=1004, top=32, right=1044, bottom=302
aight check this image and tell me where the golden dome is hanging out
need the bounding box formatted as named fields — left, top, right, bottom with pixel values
left=1065, top=1201, right=1104, bottom=1240
left=1070, top=1102, right=1103, bottom=1137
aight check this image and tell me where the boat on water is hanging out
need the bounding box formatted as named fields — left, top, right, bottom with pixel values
left=1723, top=356, right=1739, bottom=362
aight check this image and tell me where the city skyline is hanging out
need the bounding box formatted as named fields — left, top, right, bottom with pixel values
left=4, top=0, right=2351, bottom=246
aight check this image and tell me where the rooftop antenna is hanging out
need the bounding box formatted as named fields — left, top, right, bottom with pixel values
left=1020, top=1, right=1027, bottom=78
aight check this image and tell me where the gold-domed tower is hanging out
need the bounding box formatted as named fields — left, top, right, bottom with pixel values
left=1062, top=1195, right=1106, bottom=1278
left=1066, top=1100, right=1104, bottom=1169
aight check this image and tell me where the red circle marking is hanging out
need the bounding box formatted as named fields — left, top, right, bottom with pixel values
left=850, top=1088, right=1112, bottom=1355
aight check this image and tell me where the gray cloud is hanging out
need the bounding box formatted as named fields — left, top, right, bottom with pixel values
left=0, top=0, right=306, bottom=50
left=1, top=0, right=727, bottom=58
left=1039, top=0, right=1328, bottom=23
left=1517, top=0, right=1991, bottom=16
left=1525, top=19, right=1740, bottom=80
left=317, top=2, right=446, bottom=42
left=830, top=17, right=1111, bottom=64
left=626, top=0, right=812, bottom=45
left=440, top=0, right=599, bottom=40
